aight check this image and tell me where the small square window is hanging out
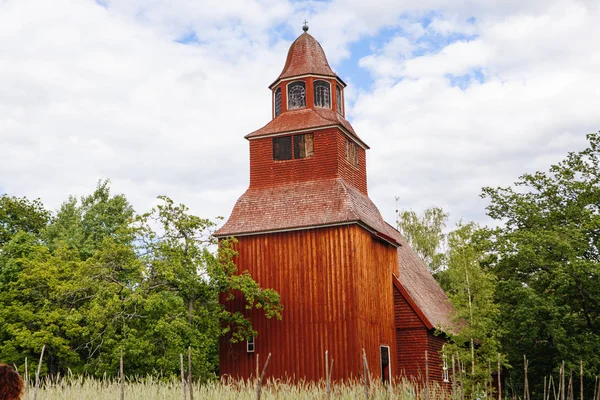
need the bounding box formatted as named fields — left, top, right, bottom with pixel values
left=247, top=337, right=255, bottom=353
left=346, top=139, right=358, bottom=167
left=273, top=136, right=292, bottom=160
left=294, top=133, right=314, bottom=159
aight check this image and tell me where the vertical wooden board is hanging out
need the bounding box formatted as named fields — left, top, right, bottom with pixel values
left=219, top=225, right=399, bottom=382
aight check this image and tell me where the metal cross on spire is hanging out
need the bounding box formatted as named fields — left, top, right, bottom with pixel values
left=302, top=20, right=309, bottom=32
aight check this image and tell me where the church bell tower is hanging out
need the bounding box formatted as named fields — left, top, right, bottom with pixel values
left=215, top=25, right=403, bottom=382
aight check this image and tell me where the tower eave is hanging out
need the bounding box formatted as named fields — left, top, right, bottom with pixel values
left=214, top=178, right=394, bottom=240
left=268, top=73, right=347, bottom=90
left=244, top=108, right=370, bottom=149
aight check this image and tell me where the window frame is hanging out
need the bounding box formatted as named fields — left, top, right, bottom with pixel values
left=293, top=133, right=314, bottom=159
left=286, top=80, right=306, bottom=110
left=380, top=345, right=391, bottom=385
left=273, top=133, right=314, bottom=161
left=273, top=87, right=282, bottom=118
left=442, top=353, right=450, bottom=383
left=314, top=80, right=331, bottom=109
left=346, top=138, right=359, bottom=168
left=273, top=136, right=293, bottom=161
left=247, top=336, right=255, bottom=353
left=336, top=84, right=343, bottom=115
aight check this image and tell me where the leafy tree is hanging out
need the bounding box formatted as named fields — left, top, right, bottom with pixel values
left=481, top=132, right=600, bottom=397
left=0, top=195, right=50, bottom=246
left=396, top=207, right=502, bottom=395
left=0, top=186, right=282, bottom=380
left=133, top=196, right=283, bottom=378
left=43, top=179, right=134, bottom=260
left=439, top=222, right=501, bottom=397
left=396, top=206, right=448, bottom=274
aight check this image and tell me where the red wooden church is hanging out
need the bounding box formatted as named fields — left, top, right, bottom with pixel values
left=215, top=25, right=455, bottom=384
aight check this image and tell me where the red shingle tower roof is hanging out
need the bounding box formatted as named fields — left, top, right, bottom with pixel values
left=270, top=31, right=345, bottom=88
left=216, top=27, right=387, bottom=239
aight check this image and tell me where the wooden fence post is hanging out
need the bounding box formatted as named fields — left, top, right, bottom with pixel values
left=120, top=349, right=125, bottom=400
left=188, top=346, right=194, bottom=400
left=325, top=350, right=331, bottom=400
left=580, top=361, right=583, bottom=400
left=33, top=345, right=45, bottom=400
left=255, top=353, right=271, bottom=400
left=362, top=348, right=371, bottom=400
left=425, top=350, right=430, bottom=400
left=523, top=354, right=529, bottom=400
left=452, top=355, right=457, bottom=400
left=180, top=353, right=186, bottom=400
left=24, top=357, right=29, bottom=400
left=497, top=353, right=502, bottom=400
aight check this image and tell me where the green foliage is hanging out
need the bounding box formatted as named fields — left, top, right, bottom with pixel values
left=397, top=207, right=502, bottom=395
left=0, top=183, right=282, bottom=380
left=396, top=207, right=448, bottom=274
left=438, top=222, right=502, bottom=397
left=481, top=132, right=600, bottom=396
left=43, top=179, right=134, bottom=259
left=0, top=194, right=50, bottom=246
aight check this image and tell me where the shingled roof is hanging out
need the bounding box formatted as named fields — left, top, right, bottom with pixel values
left=271, top=32, right=342, bottom=87
left=245, top=107, right=368, bottom=148
left=214, top=178, right=397, bottom=241
left=388, top=225, right=457, bottom=334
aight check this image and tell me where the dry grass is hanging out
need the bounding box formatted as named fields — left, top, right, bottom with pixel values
left=33, top=376, right=448, bottom=399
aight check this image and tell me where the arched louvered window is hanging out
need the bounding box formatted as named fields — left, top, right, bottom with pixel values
left=336, top=85, right=343, bottom=114
left=274, top=88, right=282, bottom=117
left=287, top=81, right=306, bottom=110
left=314, top=80, right=331, bottom=108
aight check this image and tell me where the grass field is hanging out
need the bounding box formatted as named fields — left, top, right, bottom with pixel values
left=31, top=377, right=446, bottom=399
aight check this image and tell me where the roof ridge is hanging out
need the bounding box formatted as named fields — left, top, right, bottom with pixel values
left=337, top=178, right=360, bottom=222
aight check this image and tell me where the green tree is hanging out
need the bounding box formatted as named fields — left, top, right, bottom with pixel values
left=481, top=132, right=600, bottom=397
left=132, top=196, right=283, bottom=378
left=439, top=222, right=501, bottom=398
left=396, top=206, right=448, bottom=274
left=43, top=179, right=134, bottom=260
left=396, top=207, right=502, bottom=396
left=0, top=185, right=282, bottom=380
left=0, top=194, right=50, bottom=246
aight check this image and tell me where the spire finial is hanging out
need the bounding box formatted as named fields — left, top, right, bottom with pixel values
left=302, top=20, right=309, bottom=32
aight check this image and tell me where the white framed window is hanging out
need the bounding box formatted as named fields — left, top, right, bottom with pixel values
left=314, top=80, right=331, bottom=108
left=442, top=353, right=449, bottom=382
left=380, top=345, right=391, bottom=384
left=247, top=336, right=255, bottom=353
left=287, top=81, right=306, bottom=110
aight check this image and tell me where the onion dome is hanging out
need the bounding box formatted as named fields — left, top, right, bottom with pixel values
left=270, top=32, right=344, bottom=88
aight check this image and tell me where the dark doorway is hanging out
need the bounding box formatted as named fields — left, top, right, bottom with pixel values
left=380, top=345, right=391, bottom=384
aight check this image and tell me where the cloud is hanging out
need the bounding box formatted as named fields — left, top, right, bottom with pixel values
left=0, top=0, right=598, bottom=233
left=352, top=0, right=599, bottom=225
left=0, top=0, right=288, bottom=218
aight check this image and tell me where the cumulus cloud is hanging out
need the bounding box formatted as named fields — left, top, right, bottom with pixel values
left=353, top=0, right=600, bottom=225
left=0, top=0, right=598, bottom=231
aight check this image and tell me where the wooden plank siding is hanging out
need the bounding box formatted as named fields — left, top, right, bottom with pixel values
left=219, top=224, right=398, bottom=382
left=393, top=282, right=448, bottom=386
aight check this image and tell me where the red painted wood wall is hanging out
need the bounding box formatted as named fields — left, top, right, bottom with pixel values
left=219, top=224, right=397, bottom=382
left=249, top=127, right=368, bottom=195
left=393, top=284, right=448, bottom=385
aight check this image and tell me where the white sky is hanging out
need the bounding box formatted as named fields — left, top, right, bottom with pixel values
left=1, top=0, right=598, bottom=229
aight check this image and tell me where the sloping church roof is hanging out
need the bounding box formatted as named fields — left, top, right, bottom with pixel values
left=271, top=31, right=343, bottom=87
left=215, top=178, right=397, bottom=241
left=388, top=225, right=457, bottom=333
